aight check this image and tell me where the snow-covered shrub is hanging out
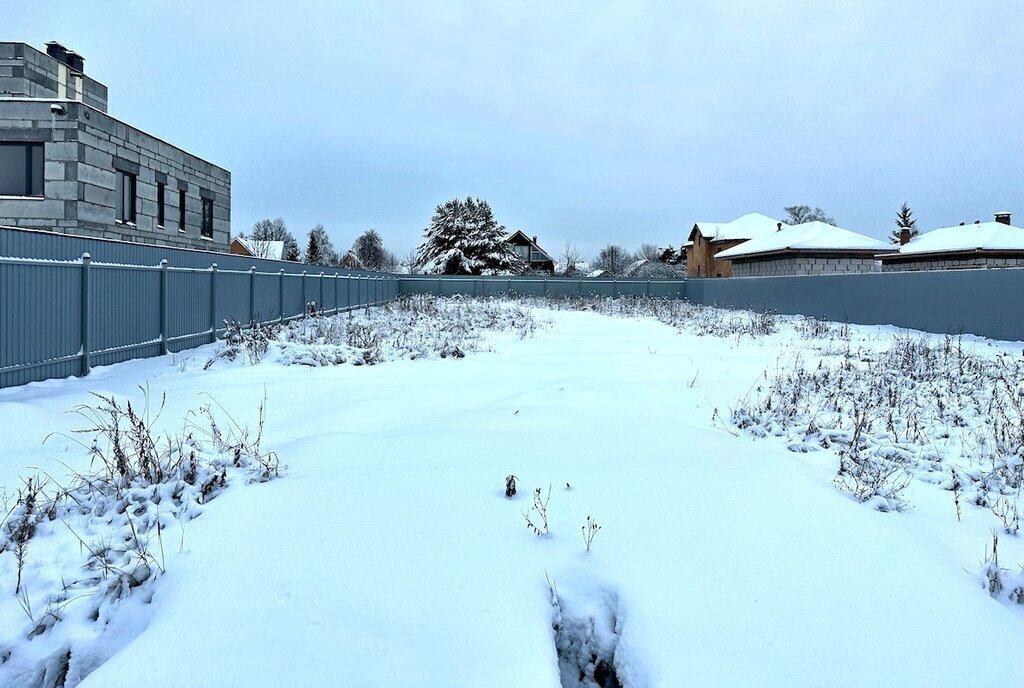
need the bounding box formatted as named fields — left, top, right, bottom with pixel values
left=0, top=391, right=282, bottom=687
left=543, top=295, right=786, bottom=341
left=831, top=411, right=911, bottom=511
left=732, top=331, right=1024, bottom=512
left=204, top=295, right=541, bottom=370
left=205, top=317, right=279, bottom=369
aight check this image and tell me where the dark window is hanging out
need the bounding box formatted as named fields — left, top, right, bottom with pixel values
left=157, top=182, right=165, bottom=227
left=201, top=198, right=214, bottom=238
left=178, top=189, right=186, bottom=232
left=0, top=142, right=44, bottom=197
left=115, top=169, right=136, bottom=223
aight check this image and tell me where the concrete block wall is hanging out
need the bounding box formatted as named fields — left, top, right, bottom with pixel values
left=0, top=42, right=108, bottom=112
left=0, top=100, right=230, bottom=252
left=731, top=255, right=880, bottom=277
left=881, top=256, right=1024, bottom=272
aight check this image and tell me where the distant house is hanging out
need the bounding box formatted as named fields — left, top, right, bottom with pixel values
left=340, top=250, right=364, bottom=269
left=686, top=213, right=782, bottom=277
left=506, top=231, right=555, bottom=273
left=880, top=213, right=1024, bottom=271
left=715, top=221, right=888, bottom=277
left=229, top=237, right=285, bottom=260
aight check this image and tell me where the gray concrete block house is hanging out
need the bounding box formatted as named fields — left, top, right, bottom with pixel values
left=0, top=41, right=230, bottom=250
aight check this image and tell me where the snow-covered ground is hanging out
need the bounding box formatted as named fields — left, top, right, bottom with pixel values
left=2, top=297, right=1024, bottom=687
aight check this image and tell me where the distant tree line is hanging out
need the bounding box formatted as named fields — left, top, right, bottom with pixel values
left=236, top=219, right=398, bottom=269
left=236, top=200, right=925, bottom=277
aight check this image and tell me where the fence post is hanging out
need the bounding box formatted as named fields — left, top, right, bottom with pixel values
left=279, top=269, right=285, bottom=323
left=437, top=277, right=442, bottom=296
left=160, top=259, right=169, bottom=355
left=80, top=253, right=91, bottom=376
left=319, top=271, right=325, bottom=311
left=301, top=270, right=308, bottom=318
left=346, top=274, right=351, bottom=311
left=543, top=278, right=548, bottom=297
left=646, top=280, right=651, bottom=297
left=249, top=266, right=256, bottom=324
left=612, top=278, right=617, bottom=298
left=210, top=263, right=218, bottom=343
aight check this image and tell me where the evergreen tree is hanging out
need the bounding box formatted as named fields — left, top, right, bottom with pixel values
left=284, top=242, right=301, bottom=262
left=890, top=202, right=920, bottom=244
left=303, top=225, right=337, bottom=265
left=416, top=197, right=523, bottom=275
left=305, top=232, right=323, bottom=266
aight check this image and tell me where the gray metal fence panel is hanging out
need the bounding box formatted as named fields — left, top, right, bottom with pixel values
left=167, top=268, right=214, bottom=352
left=0, top=259, right=84, bottom=387
left=0, top=248, right=407, bottom=389
left=687, top=269, right=1024, bottom=342
left=397, top=275, right=686, bottom=299
left=89, top=264, right=162, bottom=368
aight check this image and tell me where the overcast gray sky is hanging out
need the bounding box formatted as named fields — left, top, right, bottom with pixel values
left=7, top=0, right=1023, bottom=258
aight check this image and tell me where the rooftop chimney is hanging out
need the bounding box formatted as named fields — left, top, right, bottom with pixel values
left=44, top=41, right=85, bottom=73
left=899, top=227, right=912, bottom=245
left=995, top=212, right=1012, bottom=225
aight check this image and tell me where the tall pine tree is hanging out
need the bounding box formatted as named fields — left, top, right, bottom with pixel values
left=416, top=197, right=523, bottom=274
left=302, top=225, right=337, bottom=265
left=890, top=202, right=920, bottom=244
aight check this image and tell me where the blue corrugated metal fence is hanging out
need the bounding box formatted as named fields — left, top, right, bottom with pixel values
left=0, top=252, right=399, bottom=389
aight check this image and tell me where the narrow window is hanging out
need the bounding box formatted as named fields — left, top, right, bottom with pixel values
left=115, top=169, right=137, bottom=223
left=178, top=189, right=186, bottom=232
left=201, top=198, right=214, bottom=239
left=157, top=182, right=165, bottom=227
left=0, top=142, right=44, bottom=197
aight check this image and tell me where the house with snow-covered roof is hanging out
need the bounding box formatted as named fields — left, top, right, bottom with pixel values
left=685, top=212, right=782, bottom=277
left=505, top=230, right=555, bottom=273
left=715, top=221, right=888, bottom=277
left=880, top=213, right=1024, bottom=271
left=229, top=237, right=285, bottom=260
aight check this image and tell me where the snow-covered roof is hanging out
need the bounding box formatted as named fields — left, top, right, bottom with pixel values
left=233, top=237, right=285, bottom=260
left=716, top=221, right=889, bottom=260
left=882, top=222, right=1024, bottom=257
left=690, top=213, right=783, bottom=243
left=624, top=259, right=648, bottom=277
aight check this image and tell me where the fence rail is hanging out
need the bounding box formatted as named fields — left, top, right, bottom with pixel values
left=0, top=253, right=399, bottom=388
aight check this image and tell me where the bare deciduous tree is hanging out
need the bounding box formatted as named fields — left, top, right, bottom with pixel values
left=637, top=243, right=661, bottom=262
left=784, top=205, right=836, bottom=225
left=591, top=244, right=634, bottom=276
left=246, top=217, right=300, bottom=261
left=560, top=242, right=584, bottom=276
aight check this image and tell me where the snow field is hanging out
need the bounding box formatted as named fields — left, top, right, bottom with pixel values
left=1, top=298, right=1024, bottom=687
